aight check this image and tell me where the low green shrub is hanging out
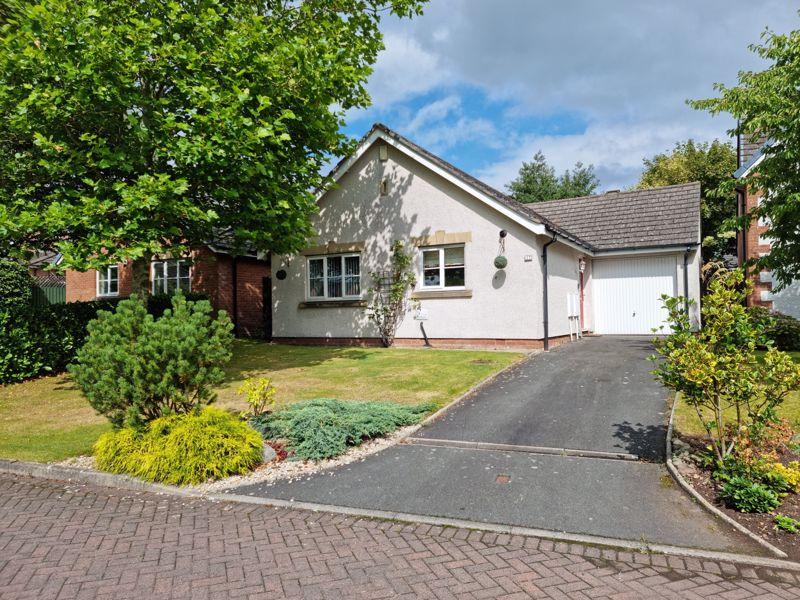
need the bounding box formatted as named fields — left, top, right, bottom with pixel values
left=774, top=514, right=800, bottom=533
left=93, top=407, right=263, bottom=485
left=70, top=293, right=233, bottom=428
left=748, top=306, right=800, bottom=351
left=711, top=455, right=791, bottom=495
left=718, top=476, right=781, bottom=513
left=256, top=398, right=434, bottom=460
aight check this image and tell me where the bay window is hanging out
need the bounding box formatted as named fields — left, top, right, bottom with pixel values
left=421, top=245, right=465, bottom=289
left=151, top=259, right=191, bottom=294
left=307, top=254, right=361, bottom=299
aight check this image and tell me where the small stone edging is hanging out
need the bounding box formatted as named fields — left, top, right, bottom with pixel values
left=665, top=394, right=789, bottom=559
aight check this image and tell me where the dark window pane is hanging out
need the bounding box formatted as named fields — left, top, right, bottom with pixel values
left=444, top=267, right=464, bottom=287
left=345, top=277, right=360, bottom=296
left=309, top=259, right=323, bottom=278
left=328, top=278, right=342, bottom=298
left=344, top=256, right=360, bottom=276
left=327, top=256, right=342, bottom=277
left=423, top=268, right=440, bottom=287
left=309, top=278, right=324, bottom=297
left=167, top=260, right=178, bottom=278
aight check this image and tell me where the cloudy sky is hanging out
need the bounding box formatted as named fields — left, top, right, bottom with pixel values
left=343, top=0, right=798, bottom=192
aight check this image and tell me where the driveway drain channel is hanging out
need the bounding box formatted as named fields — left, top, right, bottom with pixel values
left=404, top=437, right=640, bottom=461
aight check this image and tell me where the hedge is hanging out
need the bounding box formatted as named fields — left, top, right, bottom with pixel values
left=0, top=273, right=209, bottom=384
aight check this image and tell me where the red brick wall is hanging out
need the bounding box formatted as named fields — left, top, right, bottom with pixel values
left=742, top=185, right=772, bottom=308
left=65, top=263, right=133, bottom=302
left=64, top=248, right=271, bottom=337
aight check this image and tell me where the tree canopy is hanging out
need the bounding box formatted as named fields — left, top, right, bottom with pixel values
left=691, top=20, right=800, bottom=287
left=506, top=151, right=599, bottom=204
left=637, top=139, right=737, bottom=261
left=0, top=0, right=425, bottom=270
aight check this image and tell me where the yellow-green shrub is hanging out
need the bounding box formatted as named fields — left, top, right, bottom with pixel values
left=94, top=407, right=262, bottom=485
left=769, top=462, right=800, bottom=492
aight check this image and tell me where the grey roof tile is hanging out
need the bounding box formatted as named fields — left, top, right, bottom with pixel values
left=533, top=183, right=701, bottom=251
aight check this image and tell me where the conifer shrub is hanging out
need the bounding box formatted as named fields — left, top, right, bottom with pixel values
left=70, top=293, right=233, bottom=428
left=256, top=398, right=434, bottom=460
left=93, top=407, right=262, bottom=485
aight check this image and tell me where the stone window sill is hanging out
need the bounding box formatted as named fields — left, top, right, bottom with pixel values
left=298, top=300, right=367, bottom=309
left=411, top=289, right=473, bottom=300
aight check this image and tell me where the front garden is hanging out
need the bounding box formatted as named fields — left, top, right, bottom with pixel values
left=654, top=267, right=800, bottom=560
left=0, top=298, right=521, bottom=466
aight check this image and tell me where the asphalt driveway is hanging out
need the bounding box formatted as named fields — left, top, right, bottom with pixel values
left=230, top=337, right=763, bottom=554
left=415, top=336, right=668, bottom=460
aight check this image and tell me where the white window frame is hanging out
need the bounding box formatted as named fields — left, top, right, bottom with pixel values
left=150, top=259, right=192, bottom=295
left=420, top=244, right=466, bottom=290
left=306, top=253, right=361, bottom=300
left=96, top=265, right=119, bottom=297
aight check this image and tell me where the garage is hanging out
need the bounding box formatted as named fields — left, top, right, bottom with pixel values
left=592, top=255, right=677, bottom=335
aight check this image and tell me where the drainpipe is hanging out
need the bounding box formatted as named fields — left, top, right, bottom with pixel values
left=542, top=231, right=558, bottom=351
left=231, top=256, right=239, bottom=337
left=683, top=247, right=691, bottom=323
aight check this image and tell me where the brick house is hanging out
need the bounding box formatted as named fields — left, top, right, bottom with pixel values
left=65, top=244, right=272, bottom=338
left=736, top=134, right=800, bottom=317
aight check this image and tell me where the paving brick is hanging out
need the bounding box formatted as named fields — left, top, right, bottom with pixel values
left=1, top=474, right=799, bottom=600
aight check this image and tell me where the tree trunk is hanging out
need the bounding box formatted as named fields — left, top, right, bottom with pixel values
left=130, top=257, right=150, bottom=297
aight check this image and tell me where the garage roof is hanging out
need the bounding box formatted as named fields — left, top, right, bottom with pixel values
left=532, top=182, right=701, bottom=251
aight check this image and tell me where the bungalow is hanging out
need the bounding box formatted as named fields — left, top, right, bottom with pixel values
left=64, top=123, right=702, bottom=348
left=270, top=124, right=701, bottom=349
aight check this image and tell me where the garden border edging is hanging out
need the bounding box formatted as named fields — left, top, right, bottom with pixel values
left=665, top=393, right=789, bottom=559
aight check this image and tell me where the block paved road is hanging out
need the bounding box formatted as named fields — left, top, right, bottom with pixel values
left=2, top=474, right=800, bottom=599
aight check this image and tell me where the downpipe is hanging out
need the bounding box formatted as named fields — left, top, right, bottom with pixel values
left=542, top=232, right=558, bottom=351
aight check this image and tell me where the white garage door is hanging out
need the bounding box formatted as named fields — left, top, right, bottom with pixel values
left=593, top=255, right=677, bottom=335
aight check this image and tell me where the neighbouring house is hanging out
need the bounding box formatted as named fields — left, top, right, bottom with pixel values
left=64, top=243, right=271, bottom=337
left=28, top=251, right=66, bottom=305
left=270, top=123, right=702, bottom=349
left=735, top=135, right=800, bottom=318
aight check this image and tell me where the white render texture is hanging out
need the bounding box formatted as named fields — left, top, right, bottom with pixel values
left=273, top=143, right=586, bottom=341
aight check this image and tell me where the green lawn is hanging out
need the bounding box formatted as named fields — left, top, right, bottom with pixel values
left=673, top=351, right=800, bottom=438
left=0, top=341, right=524, bottom=463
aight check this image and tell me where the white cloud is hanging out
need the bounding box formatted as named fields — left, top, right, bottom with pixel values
left=363, top=32, right=450, bottom=108
left=477, top=116, right=727, bottom=192
left=360, top=0, right=799, bottom=189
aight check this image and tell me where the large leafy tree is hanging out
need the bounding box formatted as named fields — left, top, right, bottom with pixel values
left=0, top=0, right=425, bottom=276
left=506, top=151, right=599, bottom=203
left=691, top=21, right=800, bottom=287
left=637, top=140, right=737, bottom=261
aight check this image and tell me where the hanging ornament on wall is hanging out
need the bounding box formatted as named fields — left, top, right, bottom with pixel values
left=494, top=230, right=508, bottom=269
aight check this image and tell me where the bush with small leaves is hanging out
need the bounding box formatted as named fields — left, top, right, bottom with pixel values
left=70, top=293, right=233, bottom=428
left=774, top=514, right=800, bottom=534
left=94, top=407, right=262, bottom=485
left=718, top=476, right=781, bottom=513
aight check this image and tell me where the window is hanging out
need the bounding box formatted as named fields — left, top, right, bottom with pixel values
left=307, top=254, right=361, bottom=299
left=96, top=265, right=119, bottom=297
left=151, top=259, right=191, bottom=294
left=421, top=246, right=465, bottom=289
